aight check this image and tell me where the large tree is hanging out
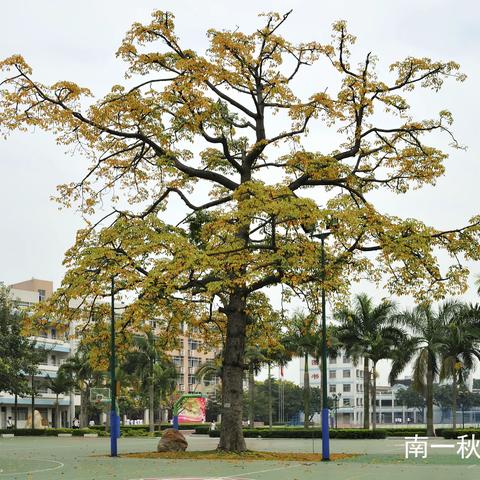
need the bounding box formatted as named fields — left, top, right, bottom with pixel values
left=2, top=11, right=480, bottom=450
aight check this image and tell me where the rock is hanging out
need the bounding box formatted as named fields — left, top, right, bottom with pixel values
left=157, top=428, right=188, bottom=452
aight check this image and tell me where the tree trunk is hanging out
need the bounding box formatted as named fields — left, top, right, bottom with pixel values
left=218, top=294, right=247, bottom=452
left=372, top=362, right=377, bottom=430
left=452, top=369, right=457, bottom=431
left=56, top=394, right=60, bottom=428
left=80, top=389, right=87, bottom=428
left=303, top=353, right=310, bottom=428
left=363, top=357, right=370, bottom=429
left=149, top=378, right=155, bottom=433
left=248, top=363, right=255, bottom=427
left=426, top=354, right=434, bottom=436
left=267, top=362, right=272, bottom=430
left=31, top=374, right=35, bottom=430
left=14, top=393, right=18, bottom=429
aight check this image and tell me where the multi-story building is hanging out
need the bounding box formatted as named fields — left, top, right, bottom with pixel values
left=301, top=350, right=366, bottom=426
left=170, top=335, right=219, bottom=396
left=0, top=279, right=74, bottom=429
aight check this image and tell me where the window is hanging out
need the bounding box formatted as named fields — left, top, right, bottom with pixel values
left=51, top=355, right=57, bottom=366
left=343, top=383, right=351, bottom=393
left=329, top=370, right=336, bottom=379
left=343, top=398, right=351, bottom=407
left=36, top=384, right=49, bottom=394
left=329, top=355, right=337, bottom=364
left=188, top=374, right=196, bottom=385
left=343, top=369, right=351, bottom=378
left=17, top=408, right=28, bottom=420
left=189, top=357, right=202, bottom=368
left=171, top=356, right=183, bottom=366
left=329, top=385, right=336, bottom=393
left=188, top=339, right=201, bottom=351
left=342, top=355, right=350, bottom=363
left=50, top=328, right=57, bottom=339
left=382, top=399, right=392, bottom=407
left=38, top=289, right=46, bottom=302
left=311, top=359, right=319, bottom=366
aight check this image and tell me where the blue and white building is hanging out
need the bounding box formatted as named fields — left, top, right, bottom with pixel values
left=0, top=279, right=76, bottom=428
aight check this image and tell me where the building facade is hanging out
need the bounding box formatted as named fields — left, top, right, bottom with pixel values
left=0, top=279, right=74, bottom=429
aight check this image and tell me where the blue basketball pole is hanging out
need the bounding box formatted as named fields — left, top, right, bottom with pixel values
left=110, top=276, right=118, bottom=457
left=320, top=234, right=330, bottom=461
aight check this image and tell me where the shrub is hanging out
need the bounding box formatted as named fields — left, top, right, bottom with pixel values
left=442, top=429, right=480, bottom=439
left=379, top=428, right=428, bottom=437
left=194, top=426, right=217, bottom=435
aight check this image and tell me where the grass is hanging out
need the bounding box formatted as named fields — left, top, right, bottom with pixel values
left=121, top=449, right=357, bottom=462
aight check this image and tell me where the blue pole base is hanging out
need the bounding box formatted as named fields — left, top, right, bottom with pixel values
left=110, top=411, right=120, bottom=457
left=321, top=408, right=330, bottom=461
left=173, top=416, right=179, bottom=430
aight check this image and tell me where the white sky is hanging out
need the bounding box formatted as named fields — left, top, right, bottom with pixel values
left=1, top=0, right=479, bottom=385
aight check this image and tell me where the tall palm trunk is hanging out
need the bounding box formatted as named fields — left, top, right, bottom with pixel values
left=426, top=354, right=434, bottom=436
left=14, top=393, right=18, bottom=429
left=363, top=357, right=370, bottom=429
left=248, top=363, right=255, bottom=426
left=267, top=362, right=272, bottom=430
left=31, top=373, right=35, bottom=430
left=149, top=377, right=155, bottom=433
left=55, top=393, right=60, bottom=428
left=372, top=362, right=377, bottom=430
left=303, top=353, right=310, bottom=428
left=452, top=369, right=457, bottom=431
left=80, top=389, right=87, bottom=428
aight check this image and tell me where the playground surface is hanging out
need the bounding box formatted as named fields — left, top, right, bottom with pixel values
left=1, top=433, right=479, bottom=480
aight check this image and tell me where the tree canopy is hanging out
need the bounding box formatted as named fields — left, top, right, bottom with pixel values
left=2, top=9, right=480, bottom=450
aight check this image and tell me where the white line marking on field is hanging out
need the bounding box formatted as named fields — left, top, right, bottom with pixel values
left=343, top=473, right=370, bottom=480
left=0, top=459, right=64, bottom=476
left=222, top=464, right=300, bottom=478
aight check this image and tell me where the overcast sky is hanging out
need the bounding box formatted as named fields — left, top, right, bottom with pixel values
left=1, top=0, right=479, bottom=383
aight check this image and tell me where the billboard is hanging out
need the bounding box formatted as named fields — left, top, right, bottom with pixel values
left=178, top=396, right=206, bottom=423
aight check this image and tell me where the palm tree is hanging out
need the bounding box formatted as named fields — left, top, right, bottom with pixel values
left=334, top=294, right=400, bottom=429
left=46, top=370, right=74, bottom=428
left=122, top=331, right=177, bottom=432
left=439, top=305, right=480, bottom=431
left=61, top=349, right=99, bottom=427
left=263, top=345, right=291, bottom=429
left=244, top=344, right=267, bottom=427
left=390, top=301, right=458, bottom=436
left=282, top=311, right=320, bottom=428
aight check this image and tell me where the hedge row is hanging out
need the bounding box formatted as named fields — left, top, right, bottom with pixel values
left=208, top=428, right=385, bottom=439
left=441, top=429, right=480, bottom=439
left=88, top=422, right=203, bottom=432
left=0, top=427, right=161, bottom=437
left=0, top=428, right=108, bottom=437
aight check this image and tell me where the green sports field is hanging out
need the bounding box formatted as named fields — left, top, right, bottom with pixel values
left=1, top=434, right=479, bottom=479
